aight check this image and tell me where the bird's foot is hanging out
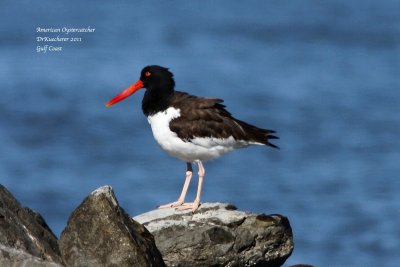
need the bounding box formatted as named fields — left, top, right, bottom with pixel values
left=157, top=199, right=184, bottom=209
left=176, top=201, right=201, bottom=213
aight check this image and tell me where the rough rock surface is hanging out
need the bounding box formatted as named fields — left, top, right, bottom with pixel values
left=0, top=184, right=63, bottom=266
left=59, top=185, right=165, bottom=267
left=134, top=202, right=293, bottom=267
left=0, top=244, right=63, bottom=267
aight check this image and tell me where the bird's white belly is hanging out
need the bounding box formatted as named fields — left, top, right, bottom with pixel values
left=147, top=107, right=248, bottom=162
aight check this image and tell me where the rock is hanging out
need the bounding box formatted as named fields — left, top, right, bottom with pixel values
left=59, top=185, right=165, bottom=267
left=0, top=244, right=63, bottom=267
left=134, top=202, right=293, bottom=267
left=0, top=184, right=63, bottom=266
left=0, top=183, right=295, bottom=266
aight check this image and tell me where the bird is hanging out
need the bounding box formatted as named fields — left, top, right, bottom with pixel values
left=106, top=65, right=278, bottom=212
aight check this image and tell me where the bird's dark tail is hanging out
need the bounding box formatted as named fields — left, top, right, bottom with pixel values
left=236, top=119, right=279, bottom=149
left=251, top=128, right=279, bottom=149
left=264, top=131, right=280, bottom=149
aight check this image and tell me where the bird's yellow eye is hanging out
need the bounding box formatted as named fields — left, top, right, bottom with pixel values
left=144, top=71, right=151, bottom=77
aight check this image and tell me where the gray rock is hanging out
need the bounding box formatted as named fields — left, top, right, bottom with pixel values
left=0, top=244, right=63, bottom=267
left=134, top=203, right=293, bottom=267
left=0, top=184, right=63, bottom=266
left=59, top=185, right=166, bottom=267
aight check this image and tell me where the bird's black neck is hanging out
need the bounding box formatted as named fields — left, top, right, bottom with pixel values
left=142, top=86, right=174, bottom=116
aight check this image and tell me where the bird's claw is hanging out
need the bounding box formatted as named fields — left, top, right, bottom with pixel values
left=175, top=201, right=201, bottom=213
left=157, top=200, right=184, bottom=209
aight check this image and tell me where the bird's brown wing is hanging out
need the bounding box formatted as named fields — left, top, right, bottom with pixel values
left=168, top=92, right=278, bottom=148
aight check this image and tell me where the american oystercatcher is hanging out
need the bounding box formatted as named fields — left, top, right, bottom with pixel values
left=106, top=65, right=278, bottom=212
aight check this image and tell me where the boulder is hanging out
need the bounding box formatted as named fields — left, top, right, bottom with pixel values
left=0, top=183, right=295, bottom=267
left=0, top=245, right=63, bottom=267
left=134, top=202, right=293, bottom=267
left=0, top=184, right=63, bottom=266
left=59, top=185, right=165, bottom=267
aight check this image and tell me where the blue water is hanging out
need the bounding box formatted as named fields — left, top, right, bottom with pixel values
left=1, top=1, right=399, bottom=266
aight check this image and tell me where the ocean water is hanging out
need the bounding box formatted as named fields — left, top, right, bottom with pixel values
left=1, top=1, right=399, bottom=266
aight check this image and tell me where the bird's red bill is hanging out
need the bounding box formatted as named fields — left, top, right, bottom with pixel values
left=106, top=80, right=144, bottom=107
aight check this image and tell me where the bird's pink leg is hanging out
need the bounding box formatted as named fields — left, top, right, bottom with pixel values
left=158, top=162, right=193, bottom=209
left=177, top=160, right=205, bottom=212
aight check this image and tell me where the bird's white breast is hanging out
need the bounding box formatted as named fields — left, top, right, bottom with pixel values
left=147, top=107, right=248, bottom=162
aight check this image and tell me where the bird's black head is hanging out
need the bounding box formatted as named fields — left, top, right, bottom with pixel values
left=140, top=66, right=176, bottom=115
left=105, top=65, right=175, bottom=108
left=140, top=65, right=175, bottom=93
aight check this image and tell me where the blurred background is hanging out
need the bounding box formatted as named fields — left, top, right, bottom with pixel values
left=1, top=1, right=399, bottom=266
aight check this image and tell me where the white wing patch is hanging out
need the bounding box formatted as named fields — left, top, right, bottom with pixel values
left=190, top=136, right=248, bottom=149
